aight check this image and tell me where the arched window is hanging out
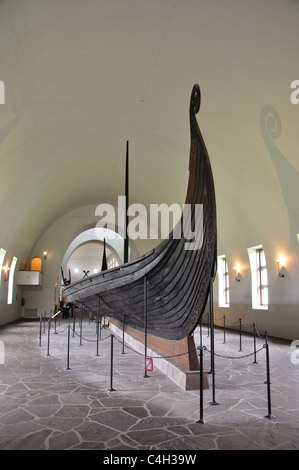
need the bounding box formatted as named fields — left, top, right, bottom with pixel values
left=218, top=255, right=230, bottom=307
left=248, top=245, right=268, bottom=310
left=0, top=248, right=7, bottom=287
left=0, top=80, right=4, bottom=104
left=7, top=256, right=17, bottom=305
left=30, top=257, right=42, bottom=272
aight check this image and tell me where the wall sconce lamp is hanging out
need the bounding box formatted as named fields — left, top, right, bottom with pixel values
left=276, top=255, right=286, bottom=278
left=233, top=264, right=241, bottom=282
left=43, top=251, right=48, bottom=260
left=2, top=265, right=10, bottom=281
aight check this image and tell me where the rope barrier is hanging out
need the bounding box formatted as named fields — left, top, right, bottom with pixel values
left=203, top=345, right=265, bottom=360
left=39, top=315, right=274, bottom=423
left=42, top=315, right=268, bottom=363
left=50, top=322, right=110, bottom=343
left=51, top=324, right=69, bottom=334
left=241, top=319, right=255, bottom=329
left=113, top=334, right=197, bottom=360
left=224, top=318, right=240, bottom=326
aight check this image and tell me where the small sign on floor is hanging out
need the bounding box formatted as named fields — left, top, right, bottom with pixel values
left=145, top=357, right=153, bottom=372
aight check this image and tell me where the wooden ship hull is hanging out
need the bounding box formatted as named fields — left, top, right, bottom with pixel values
left=63, top=84, right=217, bottom=342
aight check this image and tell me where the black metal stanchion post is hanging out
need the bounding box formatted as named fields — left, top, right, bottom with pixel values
left=122, top=315, right=125, bottom=354
left=39, top=314, right=42, bottom=347
left=66, top=324, right=71, bottom=370
left=197, top=346, right=206, bottom=424
left=239, top=318, right=242, bottom=352
left=253, top=322, right=258, bottom=364
left=47, top=319, right=51, bottom=356
left=223, top=315, right=226, bottom=344
left=144, top=276, right=149, bottom=378
left=199, top=317, right=203, bottom=348
left=109, top=334, right=115, bottom=391
left=209, top=311, right=212, bottom=374
left=54, top=316, right=57, bottom=334
left=80, top=305, right=83, bottom=346
left=264, top=332, right=275, bottom=419
left=96, top=297, right=100, bottom=357
left=73, top=307, right=76, bottom=337
left=209, top=278, right=219, bottom=406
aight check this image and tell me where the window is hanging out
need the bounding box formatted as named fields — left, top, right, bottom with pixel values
left=30, top=257, right=42, bottom=272
left=248, top=246, right=268, bottom=309
left=7, top=257, right=17, bottom=305
left=218, top=255, right=230, bottom=307
left=0, top=80, right=4, bottom=104
left=108, top=257, right=119, bottom=269
left=256, top=248, right=268, bottom=307
left=0, top=248, right=6, bottom=287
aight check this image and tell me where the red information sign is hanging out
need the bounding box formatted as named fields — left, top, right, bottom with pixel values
left=145, top=357, right=153, bottom=372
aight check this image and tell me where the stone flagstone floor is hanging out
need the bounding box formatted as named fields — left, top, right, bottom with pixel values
left=0, top=317, right=299, bottom=451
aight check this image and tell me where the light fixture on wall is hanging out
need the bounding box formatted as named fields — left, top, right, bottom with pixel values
left=2, top=265, right=10, bottom=281
left=233, top=264, right=241, bottom=282
left=43, top=251, right=47, bottom=260
left=276, top=255, right=286, bottom=278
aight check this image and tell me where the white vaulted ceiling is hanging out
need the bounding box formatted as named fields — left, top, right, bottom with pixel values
left=0, top=0, right=299, bottom=269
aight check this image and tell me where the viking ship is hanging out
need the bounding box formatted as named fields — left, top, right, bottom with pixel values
left=63, top=84, right=217, bottom=341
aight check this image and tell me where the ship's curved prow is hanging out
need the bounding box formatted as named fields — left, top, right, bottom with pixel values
left=63, top=84, right=217, bottom=341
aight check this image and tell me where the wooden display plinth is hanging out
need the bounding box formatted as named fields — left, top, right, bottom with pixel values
left=109, top=319, right=209, bottom=391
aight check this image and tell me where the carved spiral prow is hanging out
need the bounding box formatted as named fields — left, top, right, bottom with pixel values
left=190, top=83, right=201, bottom=115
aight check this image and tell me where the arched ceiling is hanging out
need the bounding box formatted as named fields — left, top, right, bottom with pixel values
left=1, top=0, right=299, bottom=265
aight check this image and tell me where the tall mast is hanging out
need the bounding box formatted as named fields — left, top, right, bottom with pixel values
left=101, top=238, right=108, bottom=271
left=124, top=140, right=129, bottom=263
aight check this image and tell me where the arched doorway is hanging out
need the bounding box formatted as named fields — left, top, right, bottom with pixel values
left=60, top=227, right=127, bottom=284
left=64, top=240, right=121, bottom=284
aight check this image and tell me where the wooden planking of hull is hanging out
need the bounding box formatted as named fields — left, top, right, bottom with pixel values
left=63, top=84, right=217, bottom=341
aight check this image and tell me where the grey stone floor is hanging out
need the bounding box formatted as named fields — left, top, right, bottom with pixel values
left=0, top=317, right=298, bottom=451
